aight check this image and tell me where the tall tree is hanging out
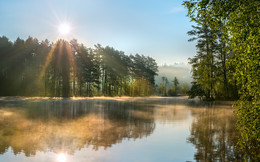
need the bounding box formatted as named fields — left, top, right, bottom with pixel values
left=130, top=54, right=158, bottom=96
left=187, top=19, right=217, bottom=100
left=183, top=0, right=260, bottom=160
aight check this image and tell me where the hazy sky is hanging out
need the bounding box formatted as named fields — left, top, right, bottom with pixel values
left=0, top=0, right=196, bottom=65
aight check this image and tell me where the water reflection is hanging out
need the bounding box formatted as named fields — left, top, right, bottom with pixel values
left=0, top=97, right=242, bottom=161
left=187, top=106, right=243, bottom=161
left=0, top=99, right=158, bottom=156
left=57, top=153, right=67, bottom=162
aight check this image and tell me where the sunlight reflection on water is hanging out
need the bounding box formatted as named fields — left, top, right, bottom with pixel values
left=57, top=153, right=66, bottom=162
left=0, top=97, right=239, bottom=161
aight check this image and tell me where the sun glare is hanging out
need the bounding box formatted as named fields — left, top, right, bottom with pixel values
left=57, top=153, right=67, bottom=162
left=58, top=23, right=70, bottom=35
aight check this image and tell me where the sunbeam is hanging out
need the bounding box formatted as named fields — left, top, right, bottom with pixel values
left=39, top=42, right=58, bottom=79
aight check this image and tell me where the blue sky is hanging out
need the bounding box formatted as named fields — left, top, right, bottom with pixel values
left=0, top=0, right=196, bottom=65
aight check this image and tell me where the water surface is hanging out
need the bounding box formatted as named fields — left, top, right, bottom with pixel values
left=0, top=97, right=241, bottom=162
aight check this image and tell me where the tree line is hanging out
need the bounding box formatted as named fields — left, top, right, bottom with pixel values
left=183, top=0, right=259, bottom=160
left=0, top=36, right=158, bottom=97
left=158, top=76, right=189, bottom=96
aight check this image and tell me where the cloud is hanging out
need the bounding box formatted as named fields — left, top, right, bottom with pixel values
left=170, top=7, right=185, bottom=13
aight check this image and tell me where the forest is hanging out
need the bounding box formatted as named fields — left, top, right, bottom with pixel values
left=0, top=37, right=158, bottom=97
left=0, top=0, right=259, bottom=160
left=183, top=0, right=259, bottom=160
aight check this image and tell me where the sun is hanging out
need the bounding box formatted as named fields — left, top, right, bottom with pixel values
left=58, top=23, right=71, bottom=35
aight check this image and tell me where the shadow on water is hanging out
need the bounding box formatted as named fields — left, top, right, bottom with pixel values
left=0, top=97, right=243, bottom=161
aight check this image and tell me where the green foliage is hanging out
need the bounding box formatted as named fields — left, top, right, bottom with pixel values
left=169, top=77, right=180, bottom=96
left=184, top=0, right=239, bottom=100
left=187, top=81, right=205, bottom=100
left=173, top=77, right=179, bottom=87
left=0, top=36, right=158, bottom=97
left=228, top=0, right=260, bottom=160
left=159, top=76, right=169, bottom=96
left=130, top=78, right=155, bottom=96
left=157, top=76, right=188, bottom=96
left=168, top=86, right=177, bottom=96
left=183, top=0, right=260, bottom=160
left=181, top=82, right=189, bottom=95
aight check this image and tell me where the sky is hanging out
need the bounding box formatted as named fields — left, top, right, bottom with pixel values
left=0, top=0, right=196, bottom=65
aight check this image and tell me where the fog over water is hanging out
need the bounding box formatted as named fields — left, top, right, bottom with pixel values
left=0, top=97, right=241, bottom=162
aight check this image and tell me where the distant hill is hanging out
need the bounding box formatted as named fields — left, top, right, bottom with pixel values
left=155, top=64, right=192, bottom=88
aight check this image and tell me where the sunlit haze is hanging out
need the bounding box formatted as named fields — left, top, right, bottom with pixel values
left=0, top=0, right=196, bottom=65
left=0, top=0, right=258, bottom=161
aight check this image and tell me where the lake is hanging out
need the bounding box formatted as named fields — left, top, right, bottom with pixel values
left=0, top=97, right=242, bottom=162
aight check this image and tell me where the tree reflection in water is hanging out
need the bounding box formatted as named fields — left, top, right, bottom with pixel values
left=0, top=97, right=244, bottom=161
left=187, top=106, right=243, bottom=161
left=0, top=99, right=156, bottom=156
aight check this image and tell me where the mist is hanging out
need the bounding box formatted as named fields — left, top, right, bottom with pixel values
left=155, top=63, right=192, bottom=87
